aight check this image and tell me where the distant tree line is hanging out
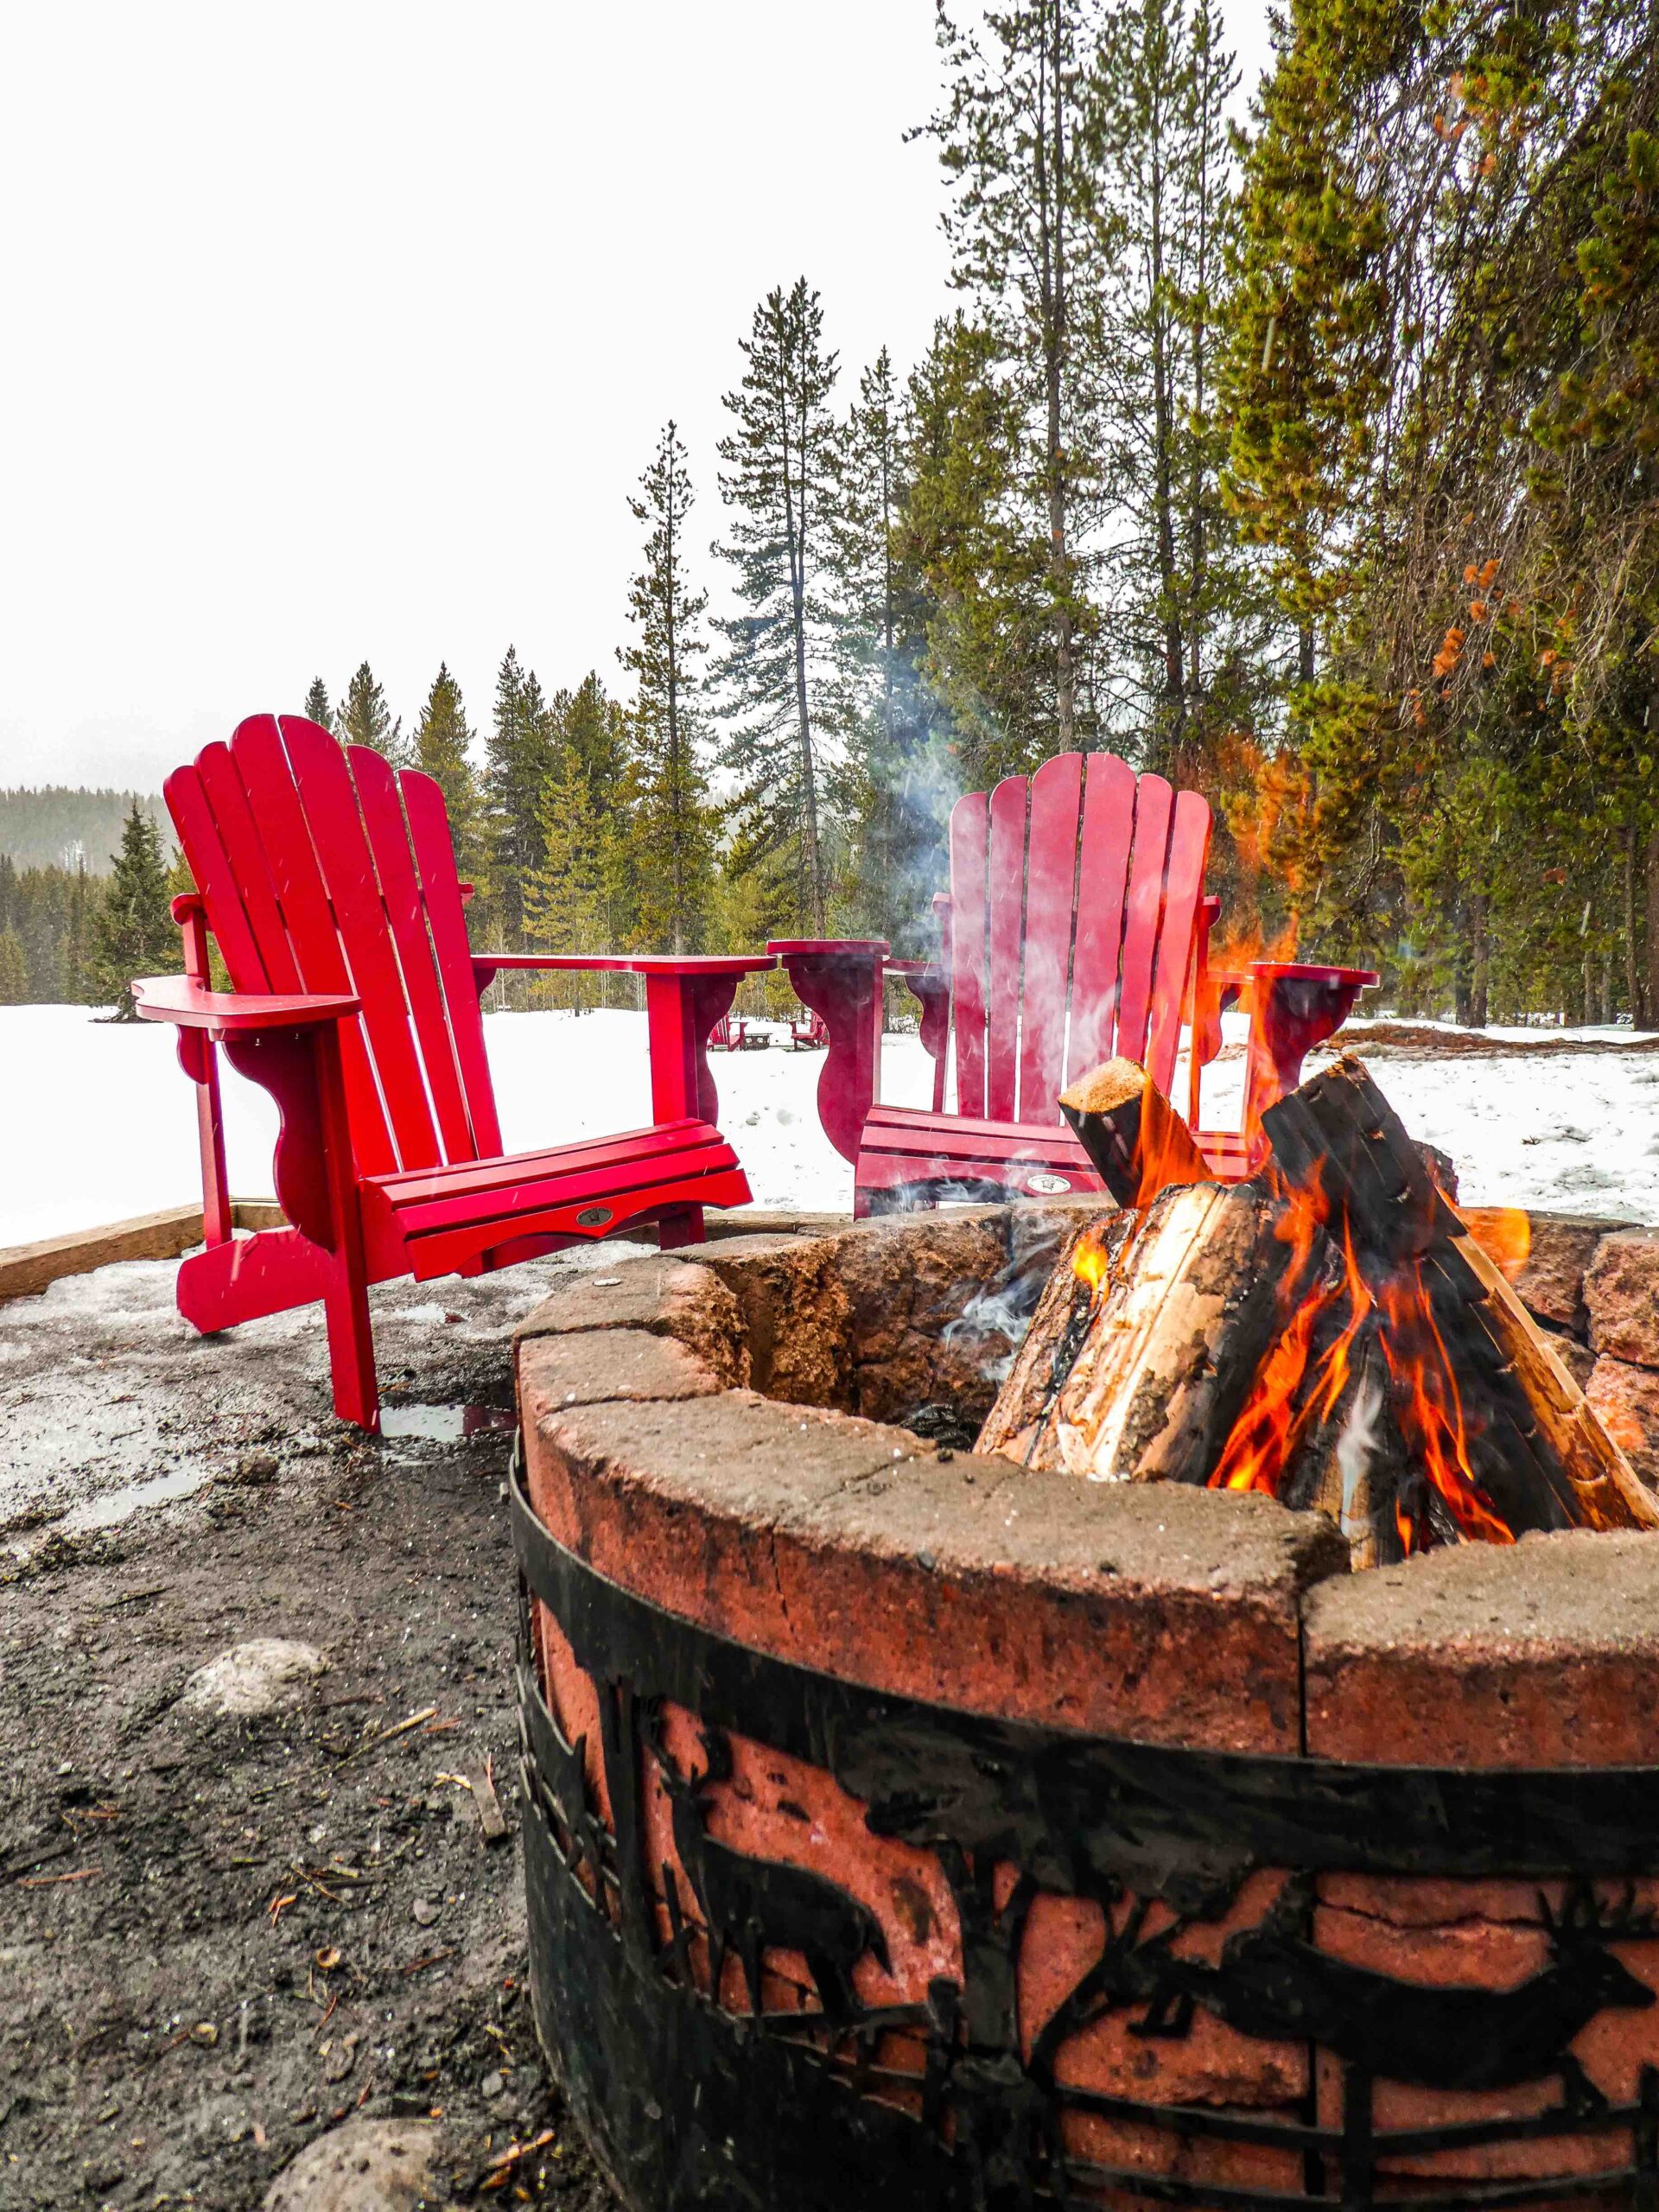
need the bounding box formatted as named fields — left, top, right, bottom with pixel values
left=0, top=803, right=180, bottom=1014
left=0, top=788, right=168, bottom=873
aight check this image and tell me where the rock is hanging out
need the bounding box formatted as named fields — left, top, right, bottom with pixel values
left=181, top=1639, right=325, bottom=1718
left=480, top=2069, right=505, bottom=2098
left=410, top=1897, right=440, bottom=1927
left=1514, top=1214, right=1622, bottom=1333
left=1586, top=1355, right=1659, bottom=1488
left=1586, top=1229, right=1659, bottom=1366
left=262, top=2118, right=436, bottom=2211
left=1535, top=1319, right=1596, bottom=1390
left=233, top=1452, right=280, bottom=1486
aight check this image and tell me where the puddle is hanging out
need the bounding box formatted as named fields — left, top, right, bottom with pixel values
left=379, top=1403, right=516, bottom=1445
left=64, top=1465, right=206, bottom=1530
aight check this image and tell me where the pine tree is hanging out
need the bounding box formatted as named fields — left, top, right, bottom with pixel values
left=925, top=1, right=1117, bottom=749
left=302, top=677, right=334, bottom=733
left=0, top=927, right=25, bottom=1004
left=336, top=662, right=405, bottom=765
left=64, top=861, right=92, bottom=1001
left=89, top=802, right=179, bottom=1020
left=483, top=646, right=557, bottom=945
left=830, top=349, right=957, bottom=946
left=414, top=664, right=483, bottom=880
left=897, top=313, right=1052, bottom=784
left=712, top=278, right=842, bottom=936
left=523, top=751, right=608, bottom=966
left=620, top=422, right=717, bottom=951
left=1096, top=0, right=1253, bottom=772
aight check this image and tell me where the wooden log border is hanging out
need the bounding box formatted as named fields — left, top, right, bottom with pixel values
left=0, top=1205, right=850, bottom=1307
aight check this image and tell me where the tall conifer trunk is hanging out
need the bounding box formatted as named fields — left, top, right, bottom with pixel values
left=1643, top=826, right=1659, bottom=1030
left=1038, top=0, right=1074, bottom=748
left=1624, top=825, right=1646, bottom=1027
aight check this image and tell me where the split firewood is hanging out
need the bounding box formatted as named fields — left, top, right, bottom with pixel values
left=976, top=1208, right=1127, bottom=1459
left=982, top=1047, right=1658, bottom=1561
left=1059, top=1058, right=1210, bottom=1209
left=977, top=1179, right=1294, bottom=1481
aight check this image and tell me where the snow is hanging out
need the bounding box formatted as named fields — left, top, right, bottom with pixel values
left=0, top=1005, right=935, bottom=1246
left=4, top=1000, right=1659, bottom=1250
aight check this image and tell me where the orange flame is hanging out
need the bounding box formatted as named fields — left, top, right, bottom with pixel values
left=1206, top=1165, right=1516, bottom=1554
left=1072, top=1230, right=1114, bottom=1294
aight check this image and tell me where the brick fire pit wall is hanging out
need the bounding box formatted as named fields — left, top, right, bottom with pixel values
left=512, top=1207, right=1659, bottom=2212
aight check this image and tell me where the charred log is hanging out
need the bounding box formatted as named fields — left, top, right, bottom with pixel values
left=1263, top=1057, right=1659, bottom=1540
left=1058, top=1058, right=1210, bottom=1208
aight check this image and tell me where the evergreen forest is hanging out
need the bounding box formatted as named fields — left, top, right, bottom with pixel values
left=9, top=0, right=1658, bottom=1027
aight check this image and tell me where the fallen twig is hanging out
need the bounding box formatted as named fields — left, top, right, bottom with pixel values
left=399, top=1947, right=454, bottom=1977
left=19, top=1866, right=100, bottom=1889
left=480, top=2128, right=556, bottom=2182
left=336, top=1707, right=438, bottom=1762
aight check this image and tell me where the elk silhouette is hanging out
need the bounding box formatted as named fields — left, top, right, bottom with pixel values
left=1112, top=1876, right=1655, bottom=2115
left=647, top=1710, right=891, bottom=2024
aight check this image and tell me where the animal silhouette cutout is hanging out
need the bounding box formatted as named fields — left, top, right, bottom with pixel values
left=1109, top=1876, right=1655, bottom=2115
left=648, top=1712, right=891, bottom=2024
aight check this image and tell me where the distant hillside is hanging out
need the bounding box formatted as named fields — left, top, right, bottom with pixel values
left=0, top=787, right=172, bottom=873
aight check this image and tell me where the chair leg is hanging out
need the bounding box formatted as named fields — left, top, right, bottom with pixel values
left=322, top=1250, right=379, bottom=1431
left=658, top=1205, right=704, bottom=1251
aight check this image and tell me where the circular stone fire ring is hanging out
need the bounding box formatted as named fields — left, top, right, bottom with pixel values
left=512, top=1206, right=1659, bottom=2211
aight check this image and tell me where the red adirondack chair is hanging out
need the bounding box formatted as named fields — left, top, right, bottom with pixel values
left=771, top=753, right=1376, bottom=1214
left=131, top=715, right=772, bottom=1430
left=708, top=1014, right=767, bottom=1052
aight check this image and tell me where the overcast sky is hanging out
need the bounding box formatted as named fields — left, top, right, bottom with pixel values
left=0, top=2, right=1275, bottom=793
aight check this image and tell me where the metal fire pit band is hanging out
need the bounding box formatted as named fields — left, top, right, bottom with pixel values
left=509, top=1446, right=1659, bottom=2211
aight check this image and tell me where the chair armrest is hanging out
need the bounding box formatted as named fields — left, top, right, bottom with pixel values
left=768, top=940, right=890, bottom=1165
left=1242, top=962, right=1380, bottom=1127
left=131, top=976, right=361, bottom=1033
left=471, top=951, right=774, bottom=982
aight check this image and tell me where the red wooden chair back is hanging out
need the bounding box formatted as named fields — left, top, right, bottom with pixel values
left=944, top=752, right=1210, bottom=1123
left=164, top=714, right=502, bottom=1179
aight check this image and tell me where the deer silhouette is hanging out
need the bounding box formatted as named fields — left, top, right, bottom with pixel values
left=647, top=1710, right=891, bottom=2024
left=1109, top=1876, right=1655, bottom=2116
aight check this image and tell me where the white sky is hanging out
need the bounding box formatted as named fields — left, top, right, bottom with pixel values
left=0, top=2, right=1277, bottom=793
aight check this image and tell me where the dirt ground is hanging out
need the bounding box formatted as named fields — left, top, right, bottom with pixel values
left=0, top=1249, right=636, bottom=2212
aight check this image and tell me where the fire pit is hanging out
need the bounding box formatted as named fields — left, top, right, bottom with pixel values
left=512, top=1189, right=1659, bottom=2210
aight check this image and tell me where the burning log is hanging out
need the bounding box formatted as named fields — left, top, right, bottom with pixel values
left=977, top=1052, right=1659, bottom=1560
left=976, top=1181, right=1293, bottom=1479
left=1058, top=1058, right=1210, bottom=1209
left=1270, top=1056, right=1659, bottom=1540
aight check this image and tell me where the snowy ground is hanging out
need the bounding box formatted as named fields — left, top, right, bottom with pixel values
left=4, top=1001, right=1659, bottom=1249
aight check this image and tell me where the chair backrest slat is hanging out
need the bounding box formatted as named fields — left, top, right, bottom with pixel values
left=349, top=747, right=478, bottom=1163
left=163, top=758, right=276, bottom=995
left=227, top=715, right=398, bottom=1176
left=1065, top=753, right=1138, bottom=1085
left=1116, top=772, right=1175, bottom=1069
left=984, top=777, right=1029, bottom=1122
left=167, top=715, right=504, bottom=1182
left=193, top=744, right=303, bottom=994
left=401, top=769, right=504, bottom=1159
left=280, top=723, right=443, bottom=1172
left=948, top=792, right=991, bottom=1117
left=947, top=751, right=1211, bottom=1125
left=1017, top=752, right=1084, bottom=1121
left=1145, top=790, right=1211, bottom=1090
